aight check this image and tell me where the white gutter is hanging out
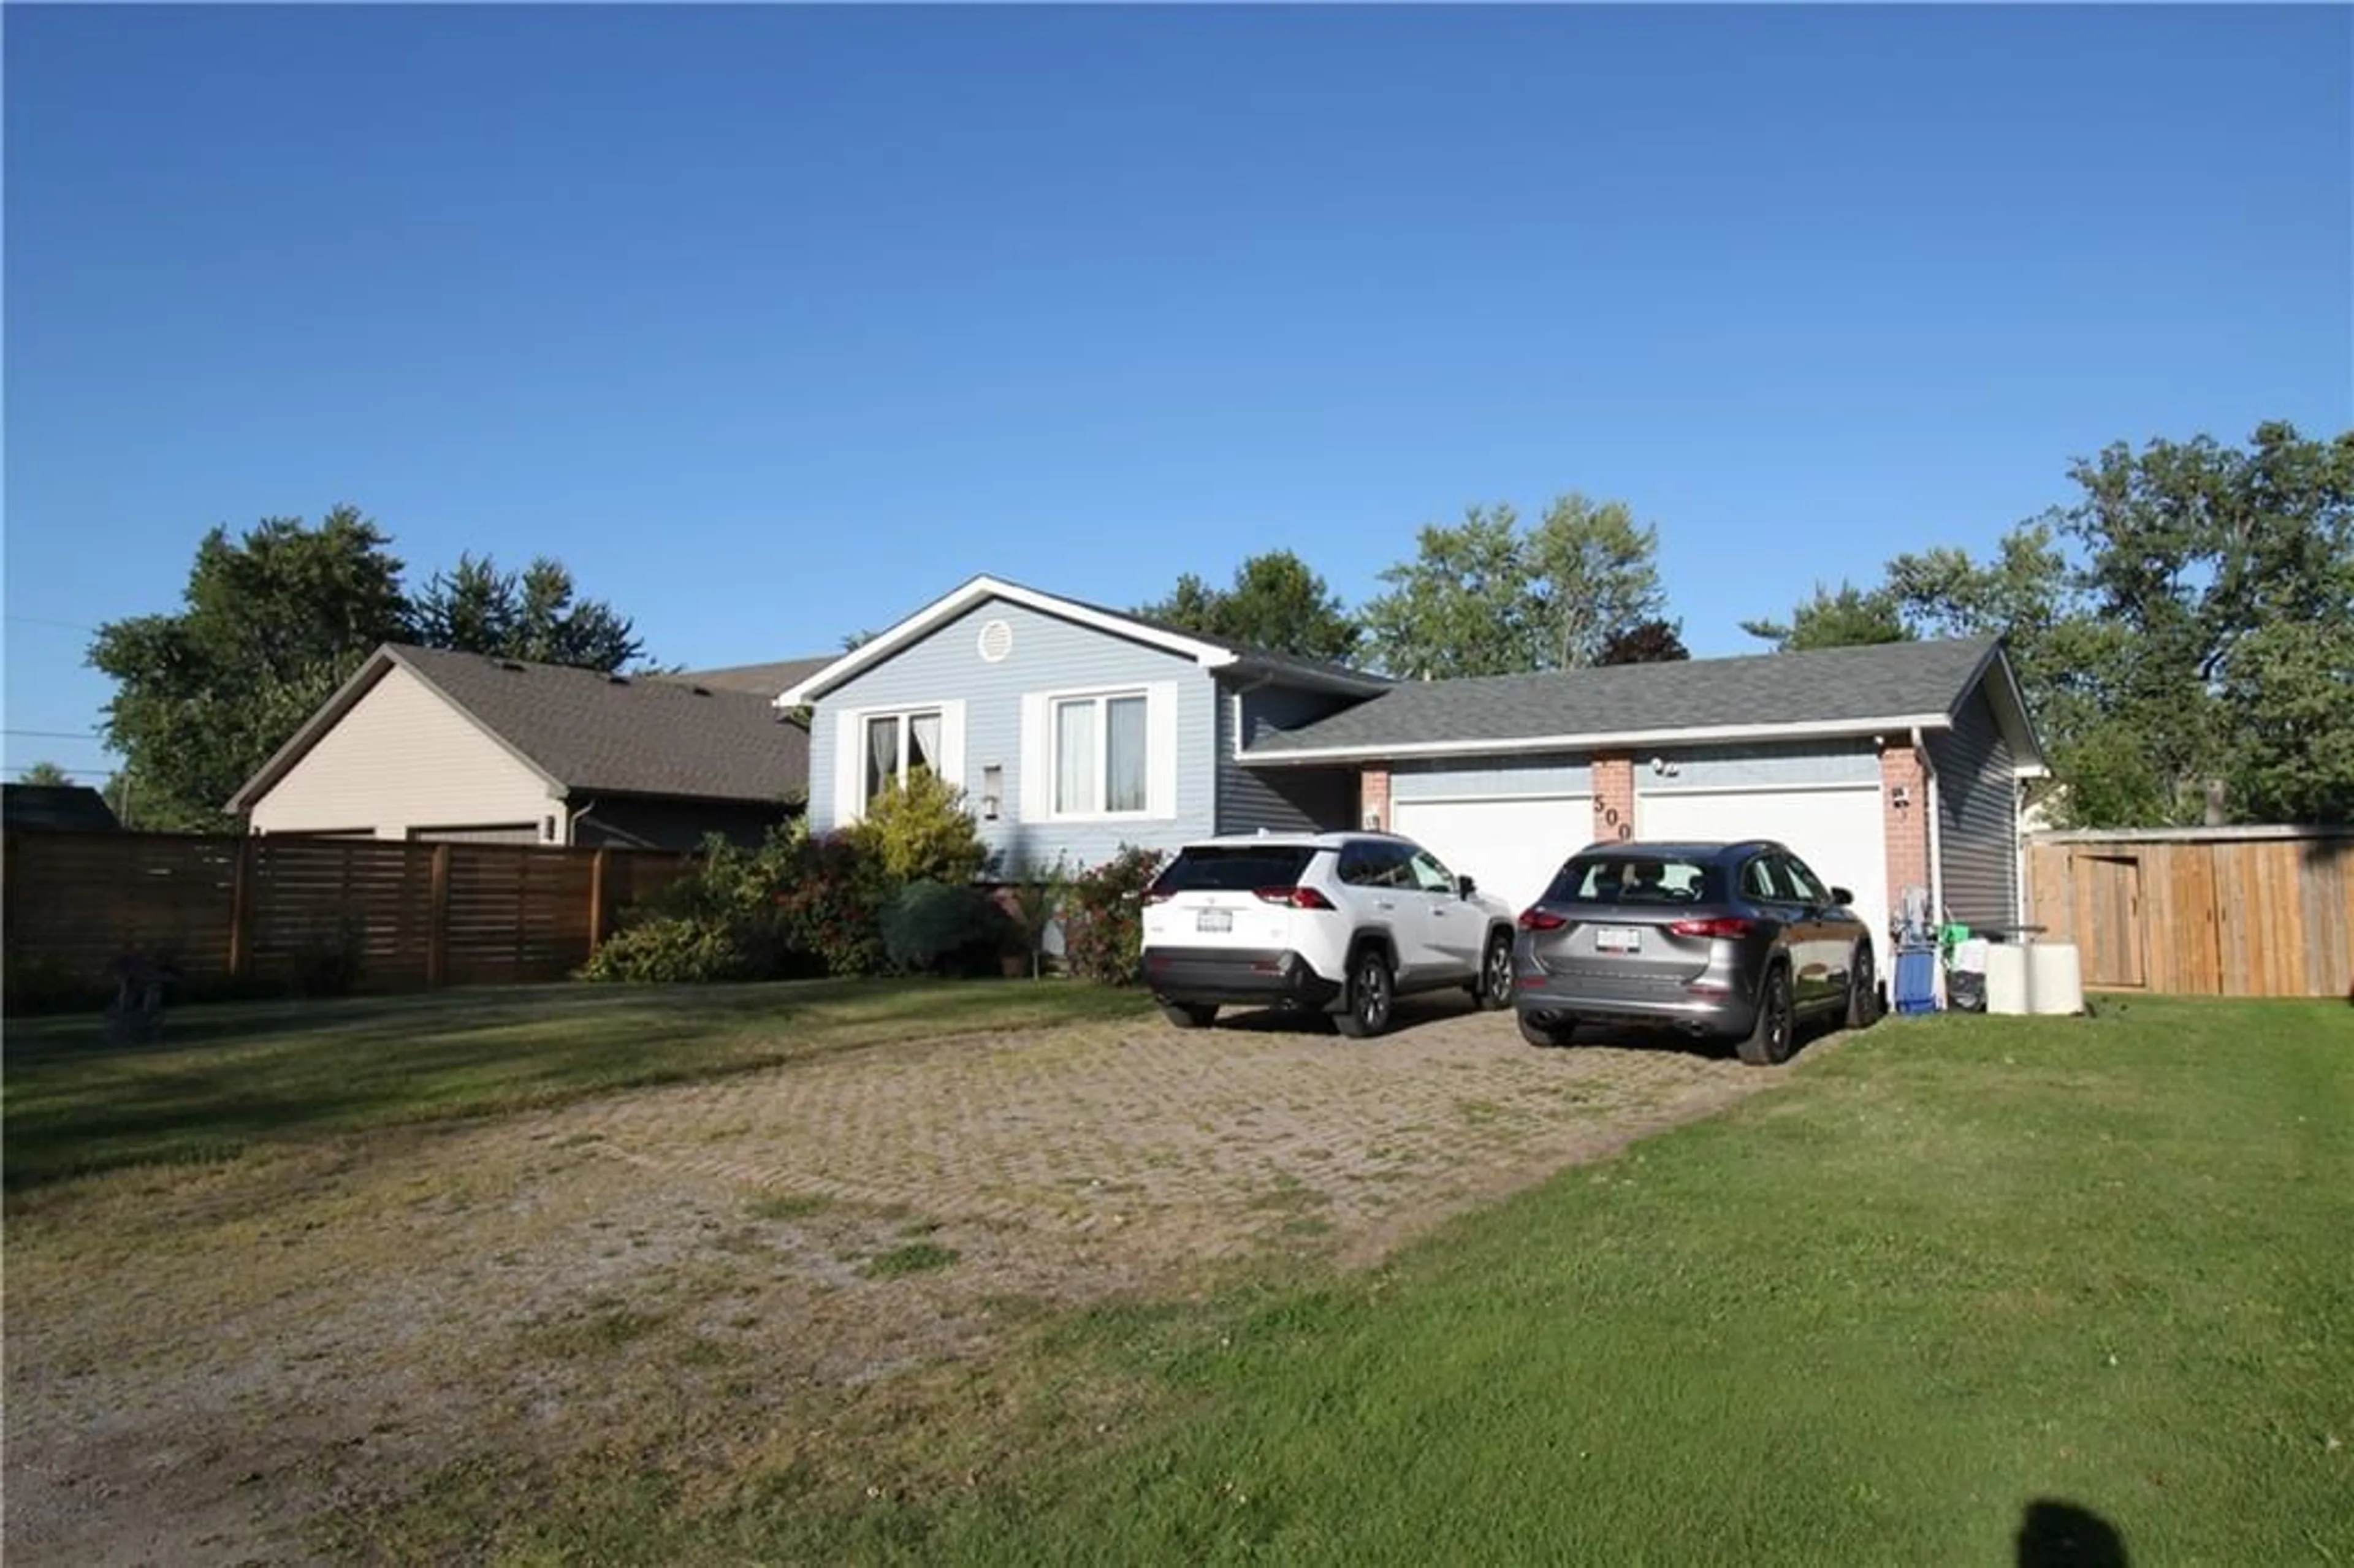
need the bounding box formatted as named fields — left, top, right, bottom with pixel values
left=1244, top=712, right=1956, bottom=766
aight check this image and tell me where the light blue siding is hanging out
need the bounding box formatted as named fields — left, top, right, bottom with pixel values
left=1218, top=684, right=1360, bottom=833
left=1640, top=740, right=1879, bottom=793
left=806, top=598, right=1216, bottom=873
left=1925, top=687, right=2017, bottom=930
left=1392, top=755, right=1594, bottom=800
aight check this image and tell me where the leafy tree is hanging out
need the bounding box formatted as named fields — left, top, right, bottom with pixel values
left=1526, top=493, right=1669, bottom=669
left=1883, top=422, right=2354, bottom=828
left=15, top=761, right=74, bottom=786
left=90, top=507, right=413, bottom=831
left=1598, top=618, right=1690, bottom=665
left=1138, top=550, right=1362, bottom=664
left=1360, top=506, right=1529, bottom=679
left=90, top=506, right=653, bottom=832
left=1360, top=496, right=1668, bottom=679
left=1740, top=580, right=1913, bottom=652
left=410, top=553, right=642, bottom=672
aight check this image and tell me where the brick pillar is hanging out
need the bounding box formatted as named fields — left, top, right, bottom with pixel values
left=1361, top=767, right=1392, bottom=831
left=1591, top=754, right=1635, bottom=847
left=1881, top=740, right=1930, bottom=909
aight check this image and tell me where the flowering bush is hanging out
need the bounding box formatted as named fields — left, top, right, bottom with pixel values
left=1059, top=845, right=1167, bottom=986
left=769, top=828, right=894, bottom=977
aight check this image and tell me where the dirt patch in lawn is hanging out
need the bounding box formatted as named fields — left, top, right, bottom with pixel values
left=5, top=999, right=1826, bottom=1566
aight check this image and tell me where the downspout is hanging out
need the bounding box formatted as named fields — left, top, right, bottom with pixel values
left=567, top=796, right=600, bottom=847
left=1911, top=725, right=1945, bottom=926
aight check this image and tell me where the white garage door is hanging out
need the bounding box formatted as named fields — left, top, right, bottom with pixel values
left=1391, top=795, right=1593, bottom=917
left=1636, top=787, right=1889, bottom=971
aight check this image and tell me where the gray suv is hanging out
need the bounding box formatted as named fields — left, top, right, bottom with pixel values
left=1510, top=839, right=1880, bottom=1065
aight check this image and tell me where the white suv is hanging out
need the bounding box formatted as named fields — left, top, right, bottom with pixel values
left=1139, top=831, right=1518, bottom=1037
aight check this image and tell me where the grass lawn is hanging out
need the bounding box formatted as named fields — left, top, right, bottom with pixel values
left=1, top=976, right=1150, bottom=1190
left=381, top=995, right=2351, bottom=1566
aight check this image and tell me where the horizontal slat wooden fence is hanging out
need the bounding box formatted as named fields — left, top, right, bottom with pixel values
left=2025, top=827, right=2354, bottom=999
left=3, top=831, right=694, bottom=1007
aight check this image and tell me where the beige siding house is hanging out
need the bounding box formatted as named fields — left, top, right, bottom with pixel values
left=229, top=644, right=829, bottom=850
left=249, top=661, right=559, bottom=842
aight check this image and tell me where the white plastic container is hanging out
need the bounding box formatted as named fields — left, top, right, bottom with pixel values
left=2030, top=943, right=2084, bottom=1015
left=1984, top=943, right=2030, bottom=1015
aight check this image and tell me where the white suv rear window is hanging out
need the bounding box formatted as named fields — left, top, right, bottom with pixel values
left=1153, top=845, right=1319, bottom=894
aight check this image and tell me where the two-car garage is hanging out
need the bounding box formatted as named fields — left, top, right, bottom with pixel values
left=1393, top=780, right=1890, bottom=972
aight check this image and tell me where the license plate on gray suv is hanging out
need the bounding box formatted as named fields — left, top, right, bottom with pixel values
left=1595, top=926, right=1641, bottom=952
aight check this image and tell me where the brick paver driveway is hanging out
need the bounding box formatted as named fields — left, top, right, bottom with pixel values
left=550, top=993, right=1776, bottom=1277
left=5, top=992, right=1804, bottom=1568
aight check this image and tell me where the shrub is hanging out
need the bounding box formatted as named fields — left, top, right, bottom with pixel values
left=881, top=880, right=1014, bottom=976
left=577, top=915, right=748, bottom=984
left=1061, top=845, right=1167, bottom=986
left=770, top=829, right=893, bottom=977
left=1002, top=855, right=1073, bottom=979
left=851, top=769, right=992, bottom=886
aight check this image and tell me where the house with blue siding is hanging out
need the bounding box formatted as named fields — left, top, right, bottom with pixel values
left=780, top=577, right=2046, bottom=975
left=776, top=576, right=1390, bottom=876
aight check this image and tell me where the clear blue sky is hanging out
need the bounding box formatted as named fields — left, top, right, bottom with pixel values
left=7, top=4, right=2350, bottom=785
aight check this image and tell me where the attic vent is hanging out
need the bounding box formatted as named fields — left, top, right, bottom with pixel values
left=977, top=618, right=1014, bottom=664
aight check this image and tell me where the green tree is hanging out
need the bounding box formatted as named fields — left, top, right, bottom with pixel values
left=90, top=507, right=655, bottom=832
left=410, top=553, right=642, bottom=672
left=90, top=507, right=413, bottom=831
left=1360, top=497, right=1669, bottom=679
left=1740, top=580, right=1913, bottom=652
left=15, top=761, right=74, bottom=786
left=1526, top=493, right=1668, bottom=669
left=1138, top=550, right=1362, bottom=664
left=1360, top=505, right=1531, bottom=679
left=1598, top=618, right=1690, bottom=665
left=1886, top=422, right=2354, bottom=828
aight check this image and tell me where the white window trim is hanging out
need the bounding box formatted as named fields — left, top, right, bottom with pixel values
left=1021, top=681, right=1179, bottom=824
left=831, top=701, right=966, bottom=825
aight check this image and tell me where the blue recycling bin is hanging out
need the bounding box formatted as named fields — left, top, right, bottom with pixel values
left=1893, top=945, right=1940, bottom=1014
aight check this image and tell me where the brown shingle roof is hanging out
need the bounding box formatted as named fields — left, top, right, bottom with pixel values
left=660, top=655, right=835, bottom=699
left=228, top=644, right=810, bottom=812
left=394, top=646, right=807, bottom=802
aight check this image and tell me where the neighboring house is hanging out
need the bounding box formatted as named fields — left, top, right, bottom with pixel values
left=776, top=576, right=1394, bottom=873
left=784, top=578, right=2046, bottom=974
left=229, top=644, right=826, bottom=849
left=2, top=783, right=122, bottom=834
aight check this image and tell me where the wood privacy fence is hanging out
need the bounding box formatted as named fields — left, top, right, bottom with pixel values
left=3, top=831, right=695, bottom=1005
left=2025, top=827, right=2354, bottom=999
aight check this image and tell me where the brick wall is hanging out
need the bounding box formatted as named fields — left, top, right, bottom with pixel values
left=1591, top=753, right=1635, bottom=846
left=1880, top=740, right=1930, bottom=907
left=1360, top=767, right=1392, bottom=831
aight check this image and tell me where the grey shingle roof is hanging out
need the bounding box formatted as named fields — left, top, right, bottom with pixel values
left=663, top=656, right=835, bottom=699
left=1244, top=637, right=2003, bottom=757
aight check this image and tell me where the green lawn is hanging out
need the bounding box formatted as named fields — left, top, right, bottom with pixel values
left=1, top=976, right=1150, bottom=1190
left=422, top=995, right=2351, bottom=1566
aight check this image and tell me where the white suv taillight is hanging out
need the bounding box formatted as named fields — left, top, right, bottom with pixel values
left=1254, top=885, right=1335, bottom=910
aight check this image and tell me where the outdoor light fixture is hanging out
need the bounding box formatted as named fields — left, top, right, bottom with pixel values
left=981, top=765, right=1003, bottom=821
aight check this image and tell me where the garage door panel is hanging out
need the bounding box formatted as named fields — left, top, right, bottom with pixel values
left=1391, top=796, right=1592, bottom=917
left=1636, top=788, right=1889, bottom=970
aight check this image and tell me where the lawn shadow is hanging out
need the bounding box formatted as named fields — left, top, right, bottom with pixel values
left=2016, top=1498, right=2128, bottom=1566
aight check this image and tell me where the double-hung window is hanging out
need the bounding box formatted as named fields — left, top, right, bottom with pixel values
left=1053, top=691, right=1149, bottom=816
left=864, top=709, right=943, bottom=805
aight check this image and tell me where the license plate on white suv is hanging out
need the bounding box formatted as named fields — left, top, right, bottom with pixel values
left=1594, top=926, right=1641, bottom=953
left=1197, top=910, right=1233, bottom=934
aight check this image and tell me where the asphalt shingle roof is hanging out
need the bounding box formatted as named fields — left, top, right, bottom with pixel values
left=662, top=656, right=835, bottom=699
left=1245, top=636, right=2003, bottom=756
left=392, top=645, right=809, bottom=803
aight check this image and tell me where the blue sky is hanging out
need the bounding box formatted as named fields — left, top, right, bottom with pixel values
left=6, top=4, right=2350, bottom=785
